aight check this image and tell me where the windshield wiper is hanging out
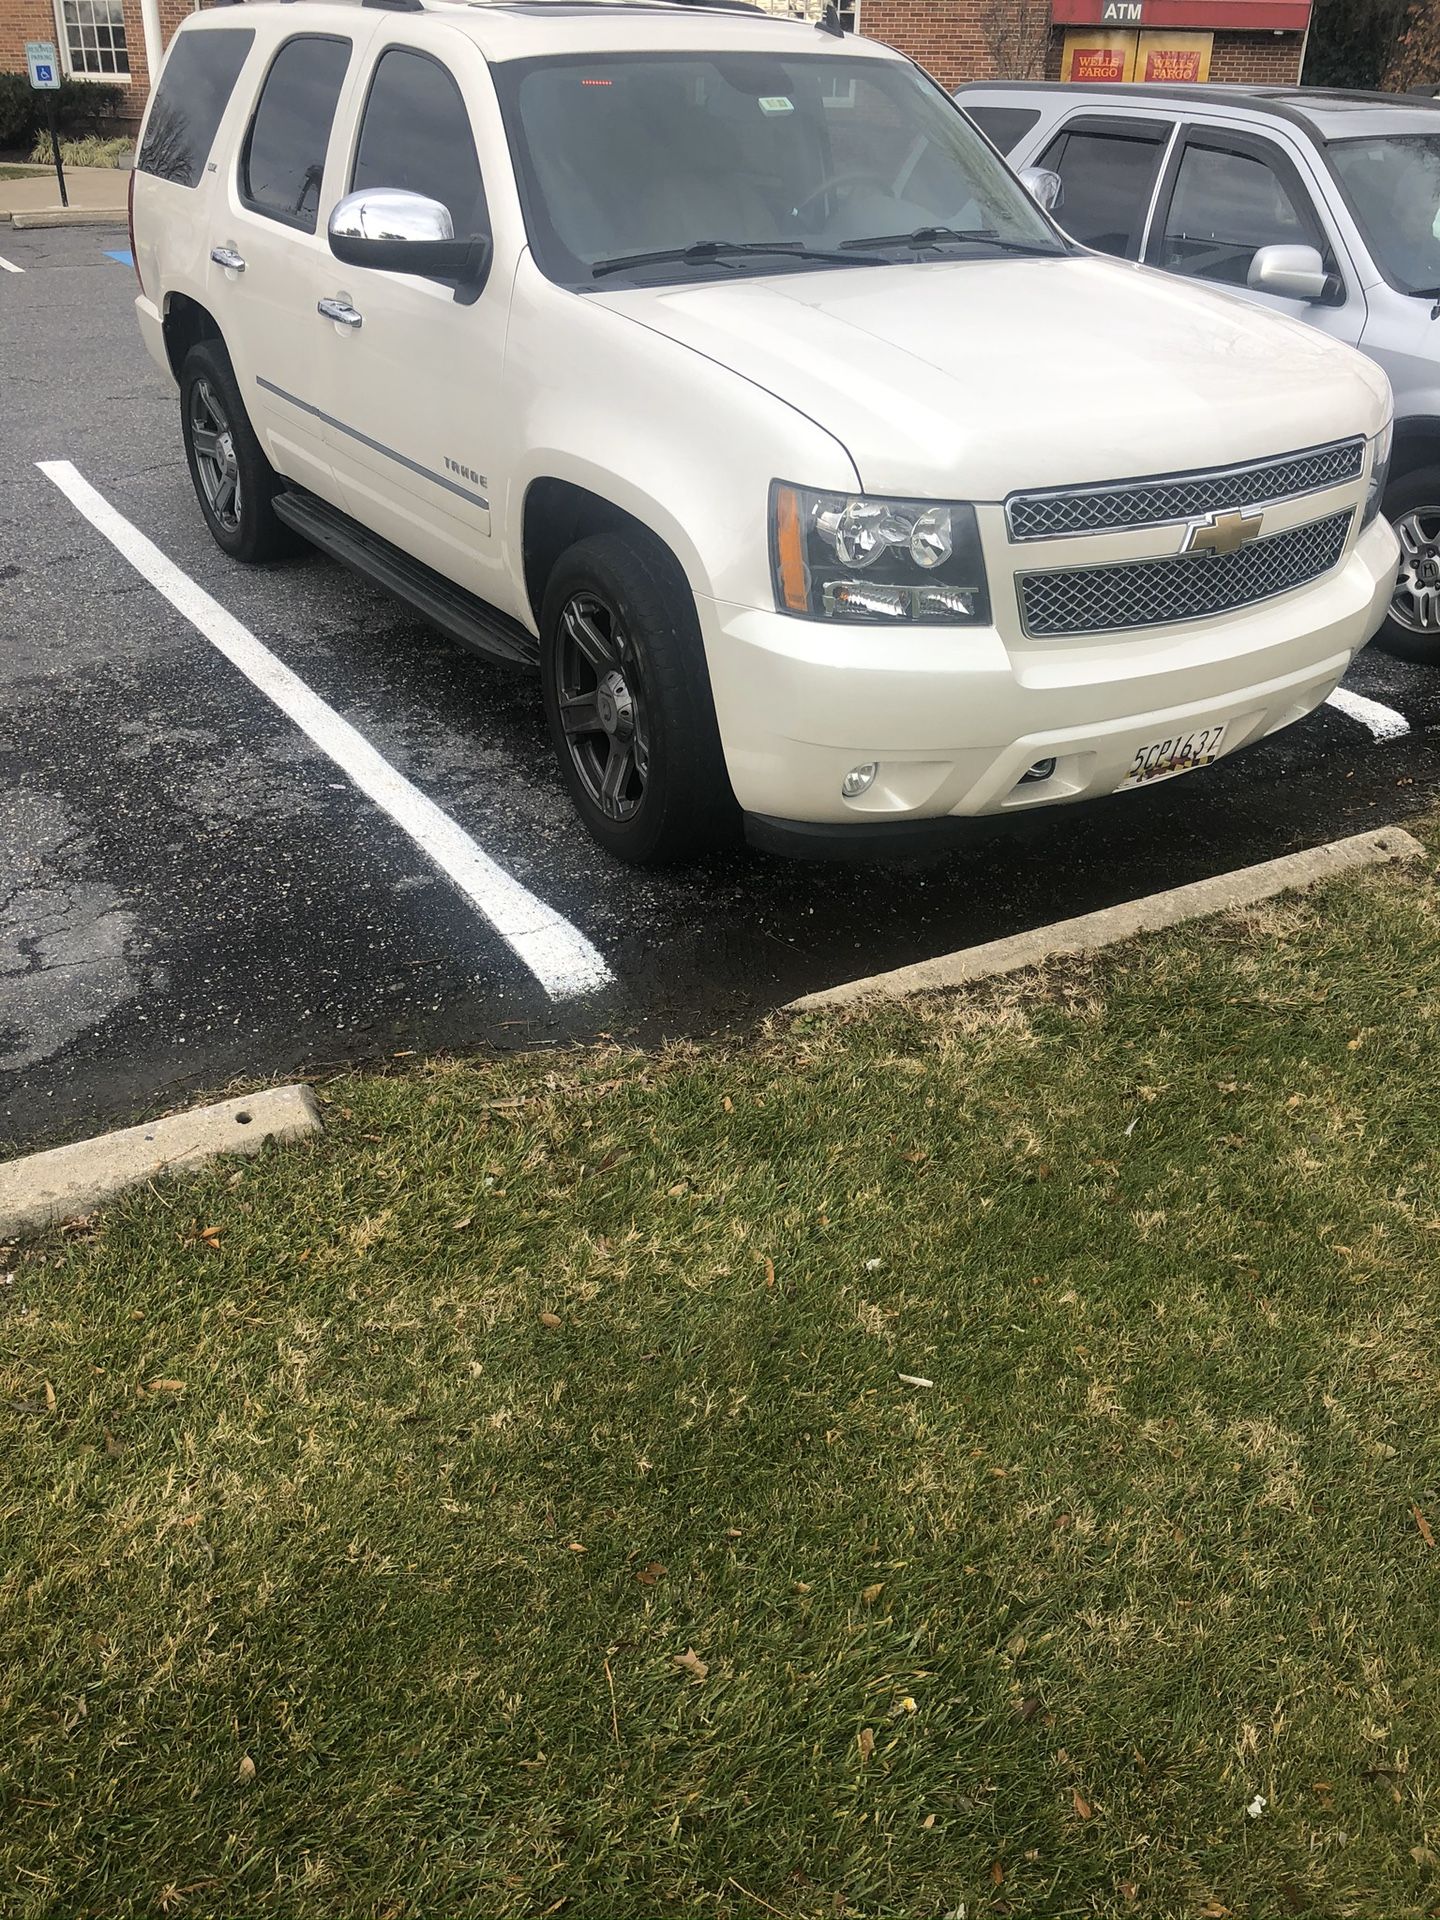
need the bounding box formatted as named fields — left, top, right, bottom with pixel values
left=839, top=226, right=1061, bottom=256
left=591, top=239, right=885, bottom=279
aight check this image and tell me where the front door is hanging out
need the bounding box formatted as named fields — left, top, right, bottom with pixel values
left=308, top=27, right=507, bottom=606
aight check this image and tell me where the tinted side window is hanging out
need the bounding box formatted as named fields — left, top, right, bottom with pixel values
left=964, top=104, right=1041, bottom=157
left=1042, top=127, right=1167, bottom=258
left=350, top=48, right=488, bottom=238
left=241, top=35, right=351, bottom=233
left=138, top=28, right=254, bottom=187
left=1158, top=142, right=1310, bottom=285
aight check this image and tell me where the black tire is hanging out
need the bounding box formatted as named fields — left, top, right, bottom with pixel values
left=540, top=529, right=739, bottom=865
left=1373, top=463, right=1440, bottom=664
left=179, top=339, right=299, bottom=564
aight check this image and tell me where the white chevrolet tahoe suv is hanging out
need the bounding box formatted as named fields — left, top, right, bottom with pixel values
left=130, top=0, right=1399, bottom=865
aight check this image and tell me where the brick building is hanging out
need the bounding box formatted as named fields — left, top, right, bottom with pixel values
left=3, top=0, right=1313, bottom=135
left=1, top=0, right=197, bottom=130
left=766, top=0, right=1312, bottom=90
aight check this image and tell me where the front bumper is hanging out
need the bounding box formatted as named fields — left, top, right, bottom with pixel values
left=699, top=514, right=1400, bottom=848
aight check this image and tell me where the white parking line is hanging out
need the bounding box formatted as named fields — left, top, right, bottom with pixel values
left=38, top=460, right=614, bottom=1000
left=0, top=255, right=24, bottom=274
left=1325, top=686, right=1411, bottom=743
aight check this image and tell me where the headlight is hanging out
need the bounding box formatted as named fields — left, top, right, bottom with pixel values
left=1362, top=417, right=1393, bottom=530
left=771, top=482, right=990, bottom=623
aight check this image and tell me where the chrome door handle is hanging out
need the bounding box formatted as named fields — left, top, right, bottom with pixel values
left=209, top=246, right=246, bottom=272
left=317, top=297, right=362, bottom=330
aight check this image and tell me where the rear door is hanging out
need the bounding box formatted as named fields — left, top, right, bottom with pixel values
left=1144, top=123, right=1365, bottom=346
left=208, top=28, right=363, bottom=502
left=1034, top=113, right=1178, bottom=260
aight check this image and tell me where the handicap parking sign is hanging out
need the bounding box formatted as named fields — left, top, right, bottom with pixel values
left=25, top=42, right=61, bottom=89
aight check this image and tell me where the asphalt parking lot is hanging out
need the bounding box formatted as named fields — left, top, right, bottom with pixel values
left=4, top=221, right=1439, bottom=1152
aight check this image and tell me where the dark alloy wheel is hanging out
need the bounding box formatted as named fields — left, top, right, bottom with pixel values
left=179, top=338, right=300, bottom=564
left=540, top=529, right=739, bottom=865
left=554, top=590, right=651, bottom=824
left=188, top=375, right=243, bottom=534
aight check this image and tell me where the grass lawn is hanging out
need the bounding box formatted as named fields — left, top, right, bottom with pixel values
left=4, top=837, right=1440, bottom=1918
left=0, top=164, right=45, bottom=180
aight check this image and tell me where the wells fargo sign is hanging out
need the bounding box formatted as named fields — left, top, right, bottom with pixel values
left=1060, top=26, right=1212, bottom=78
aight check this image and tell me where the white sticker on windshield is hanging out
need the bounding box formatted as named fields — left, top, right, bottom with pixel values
left=759, top=95, right=795, bottom=113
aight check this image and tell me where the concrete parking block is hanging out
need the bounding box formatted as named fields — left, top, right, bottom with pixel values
left=0, top=1085, right=323, bottom=1242
left=789, top=826, right=1428, bottom=1011
left=10, top=208, right=128, bottom=229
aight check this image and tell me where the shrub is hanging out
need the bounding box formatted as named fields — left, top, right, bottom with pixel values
left=31, top=130, right=131, bottom=168
left=0, top=72, right=125, bottom=149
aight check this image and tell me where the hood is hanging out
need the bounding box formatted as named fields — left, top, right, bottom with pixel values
left=593, top=253, right=1392, bottom=498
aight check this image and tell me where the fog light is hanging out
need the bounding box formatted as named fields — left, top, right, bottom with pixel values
left=1021, top=757, right=1057, bottom=784
left=842, top=763, right=878, bottom=798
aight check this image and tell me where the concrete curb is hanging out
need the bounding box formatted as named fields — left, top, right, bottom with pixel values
left=0, top=1085, right=323, bottom=1243
left=788, top=826, right=1427, bottom=1013
left=10, top=208, right=127, bottom=229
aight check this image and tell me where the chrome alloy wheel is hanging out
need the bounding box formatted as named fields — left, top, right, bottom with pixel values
left=1392, top=506, right=1440, bottom=635
left=556, top=592, right=650, bottom=822
left=189, top=377, right=242, bottom=532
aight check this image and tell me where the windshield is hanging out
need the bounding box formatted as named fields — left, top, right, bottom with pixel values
left=1329, top=134, right=1440, bottom=295
left=494, top=50, right=1067, bottom=288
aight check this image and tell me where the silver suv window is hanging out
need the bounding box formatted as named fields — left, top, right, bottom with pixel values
left=1328, top=135, right=1440, bottom=297
left=1155, top=141, right=1311, bottom=286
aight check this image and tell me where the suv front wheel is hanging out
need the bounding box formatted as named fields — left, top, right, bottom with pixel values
left=540, top=530, right=738, bottom=864
left=1375, top=464, right=1440, bottom=663
left=179, top=339, right=298, bottom=564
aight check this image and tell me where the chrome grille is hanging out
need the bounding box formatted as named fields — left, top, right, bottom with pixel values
left=1018, top=510, right=1353, bottom=639
left=1007, top=440, right=1365, bottom=542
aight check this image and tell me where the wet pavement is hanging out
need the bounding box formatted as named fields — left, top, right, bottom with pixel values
left=3, top=225, right=1437, bottom=1153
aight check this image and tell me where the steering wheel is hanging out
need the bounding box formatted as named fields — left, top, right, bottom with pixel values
left=792, top=167, right=897, bottom=222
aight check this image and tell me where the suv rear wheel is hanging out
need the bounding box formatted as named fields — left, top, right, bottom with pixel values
left=1375, top=465, right=1440, bottom=663
left=179, top=339, right=299, bottom=564
left=540, top=530, right=738, bottom=864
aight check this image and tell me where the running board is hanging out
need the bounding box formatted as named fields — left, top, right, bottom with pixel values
left=273, top=489, right=539, bottom=671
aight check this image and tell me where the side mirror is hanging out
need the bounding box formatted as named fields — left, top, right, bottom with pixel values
left=1247, top=242, right=1333, bottom=303
left=328, top=188, right=490, bottom=287
left=1017, top=166, right=1064, bottom=214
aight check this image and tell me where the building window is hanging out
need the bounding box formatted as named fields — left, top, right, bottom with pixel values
left=56, top=0, right=130, bottom=79
left=752, top=0, right=859, bottom=30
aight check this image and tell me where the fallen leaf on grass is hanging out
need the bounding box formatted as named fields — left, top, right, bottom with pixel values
left=567, top=1542, right=587, bottom=1554
left=1413, top=1503, right=1436, bottom=1549
left=539, top=1311, right=563, bottom=1329
left=764, top=1257, right=775, bottom=1289
left=1072, top=1787, right=1093, bottom=1819
left=857, top=1727, right=875, bottom=1763
left=144, top=1379, right=186, bottom=1395
left=673, top=1648, right=708, bottom=1684
left=452, top=1217, right=474, bottom=1233
left=635, top=1562, right=666, bottom=1586
left=1199, top=1902, right=1231, bottom=1917
left=103, top=1430, right=125, bottom=1457
left=898, top=1372, right=933, bottom=1389
left=1017, top=1698, right=1042, bottom=1721
left=237, top=1754, right=256, bottom=1784
left=861, top=1582, right=885, bottom=1605
left=43, top=1380, right=56, bottom=1413
left=990, top=1860, right=1004, bottom=1885
left=1119, top=1884, right=1137, bottom=1907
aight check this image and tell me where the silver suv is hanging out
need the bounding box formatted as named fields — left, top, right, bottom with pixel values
left=956, top=83, right=1440, bottom=660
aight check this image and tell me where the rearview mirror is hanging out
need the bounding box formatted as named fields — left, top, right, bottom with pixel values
left=1017, top=166, right=1064, bottom=214
left=1247, top=242, right=1333, bottom=303
left=328, top=188, right=490, bottom=290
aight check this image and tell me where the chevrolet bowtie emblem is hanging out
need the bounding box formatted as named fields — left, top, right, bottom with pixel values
left=1184, top=508, right=1265, bottom=557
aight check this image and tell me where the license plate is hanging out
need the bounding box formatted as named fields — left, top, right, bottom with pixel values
left=1118, top=722, right=1228, bottom=791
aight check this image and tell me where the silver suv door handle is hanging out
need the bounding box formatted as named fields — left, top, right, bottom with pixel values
left=209, top=246, right=246, bottom=272
left=317, top=297, right=362, bottom=330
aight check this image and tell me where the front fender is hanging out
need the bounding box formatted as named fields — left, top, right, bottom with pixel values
left=499, top=259, right=859, bottom=613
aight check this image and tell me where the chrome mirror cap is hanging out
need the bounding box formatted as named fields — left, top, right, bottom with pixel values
left=329, top=188, right=455, bottom=247
left=1247, top=242, right=1330, bottom=303
left=1017, top=166, right=1064, bottom=214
